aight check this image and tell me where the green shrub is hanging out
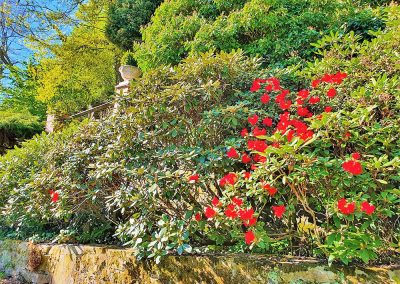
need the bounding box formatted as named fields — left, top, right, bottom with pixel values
left=0, top=109, right=43, bottom=154
left=133, top=0, right=387, bottom=71
left=105, top=0, right=162, bottom=50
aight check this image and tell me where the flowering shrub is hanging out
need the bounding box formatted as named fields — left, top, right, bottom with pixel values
left=189, top=67, right=399, bottom=264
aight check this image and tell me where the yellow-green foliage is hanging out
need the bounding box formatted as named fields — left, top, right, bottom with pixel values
left=36, top=0, right=119, bottom=115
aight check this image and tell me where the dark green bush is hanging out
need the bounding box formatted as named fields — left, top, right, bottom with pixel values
left=105, top=0, right=162, bottom=50
left=133, top=0, right=387, bottom=71
left=0, top=109, right=43, bottom=154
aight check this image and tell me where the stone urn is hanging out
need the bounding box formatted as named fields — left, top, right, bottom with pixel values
left=118, top=65, right=141, bottom=82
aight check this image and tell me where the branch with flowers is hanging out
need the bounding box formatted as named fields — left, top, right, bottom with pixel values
left=187, top=73, right=390, bottom=264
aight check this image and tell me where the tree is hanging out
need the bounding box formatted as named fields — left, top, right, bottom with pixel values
left=105, top=0, right=162, bottom=50
left=35, top=0, right=120, bottom=115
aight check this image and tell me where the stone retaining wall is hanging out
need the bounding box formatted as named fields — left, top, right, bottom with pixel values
left=0, top=240, right=399, bottom=284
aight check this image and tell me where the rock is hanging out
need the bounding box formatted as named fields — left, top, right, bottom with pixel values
left=0, top=241, right=399, bottom=284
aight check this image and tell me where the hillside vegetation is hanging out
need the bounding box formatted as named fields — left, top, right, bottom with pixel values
left=0, top=1, right=398, bottom=265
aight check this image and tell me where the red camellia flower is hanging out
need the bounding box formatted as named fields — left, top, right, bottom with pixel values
left=262, top=117, right=273, bottom=127
left=272, top=205, right=286, bottom=218
left=242, top=153, right=252, bottom=164
left=212, top=196, right=221, bottom=207
left=297, top=106, right=312, bottom=117
left=260, top=93, right=271, bottom=104
left=250, top=79, right=266, bottom=92
left=188, top=174, right=199, bottom=183
left=337, top=198, right=355, bottom=215
left=268, top=77, right=281, bottom=90
left=253, top=127, right=266, bottom=137
left=232, top=196, right=243, bottom=207
left=312, top=79, right=321, bottom=88
left=342, top=160, right=363, bottom=175
left=205, top=207, right=216, bottom=219
left=309, top=96, right=320, bottom=104
left=263, top=184, right=277, bottom=196
left=361, top=201, right=375, bottom=215
left=227, top=147, right=239, bottom=159
left=279, top=100, right=292, bottom=110
left=253, top=154, right=266, bottom=163
left=245, top=230, right=255, bottom=245
left=351, top=152, right=361, bottom=160
left=248, top=114, right=259, bottom=125
left=219, top=173, right=238, bottom=187
left=225, top=204, right=238, bottom=219
left=243, top=172, right=251, bottom=179
left=265, top=84, right=273, bottom=92
left=195, top=213, right=202, bottom=221
left=243, top=217, right=257, bottom=227
left=247, top=140, right=268, bottom=152
left=298, top=89, right=310, bottom=99
left=241, top=128, right=249, bottom=137
left=324, top=106, right=332, bottom=113
left=49, top=190, right=59, bottom=203
left=239, top=208, right=254, bottom=220
left=327, top=88, right=337, bottom=98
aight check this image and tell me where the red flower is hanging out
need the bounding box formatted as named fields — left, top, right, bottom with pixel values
left=227, top=148, right=239, bottom=159
left=272, top=205, right=286, bottom=218
left=297, top=106, right=312, bottom=117
left=342, top=160, right=362, bottom=175
left=279, top=100, right=292, bottom=110
left=263, top=184, right=277, bottom=196
left=212, top=196, right=221, bottom=207
left=344, top=132, right=351, bottom=138
left=205, top=207, right=216, bottom=219
left=225, top=204, right=238, bottom=219
left=298, top=89, right=310, bottom=99
left=287, top=129, right=295, bottom=142
left=337, top=198, right=355, bottom=215
left=272, top=142, right=281, bottom=148
left=327, top=88, right=337, bottom=98
left=361, top=201, right=375, bottom=215
left=250, top=79, right=262, bottom=92
left=253, top=127, right=266, bottom=137
left=242, top=153, right=252, bottom=164
left=247, top=140, right=268, bottom=152
left=265, top=84, right=273, bottom=92
left=275, top=89, right=289, bottom=103
left=219, top=173, right=238, bottom=187
left=253, top=154, right=266, bottom=163
left=243, top=172, right=251, bottom=179
left=262, top=117, right=273, bottom=127
left=243, top=217, right=257, bottom=227
left=188, top=174, right=199, bottom=183
left=232, top=196, right=243, bottom=207
left=309, top=96, right=320, bottom=104
left=324, top=106, right=332, bottom=113
left=195, top=213, right=202, bottom=221
left=351, top=152, right=360, bottom=160
left=248, top=114, right=259, bottom=126
left=312, top=79, right=321, bottom=88
left=244, top=230, right=255, bottom=245
left=267, top=77, right=281, bottom=90
left=239, top=208, right=254, bottom=220
left=241, top=128, right=249, bottom=137
left=260, top=93, right=271, bottom=104
left=49, top=190, right=59, bottom=203
left=250, top=164, right=257, bottom=170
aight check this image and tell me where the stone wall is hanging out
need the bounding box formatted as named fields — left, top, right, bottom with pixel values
left=0, top=240, right=399, bottom=284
